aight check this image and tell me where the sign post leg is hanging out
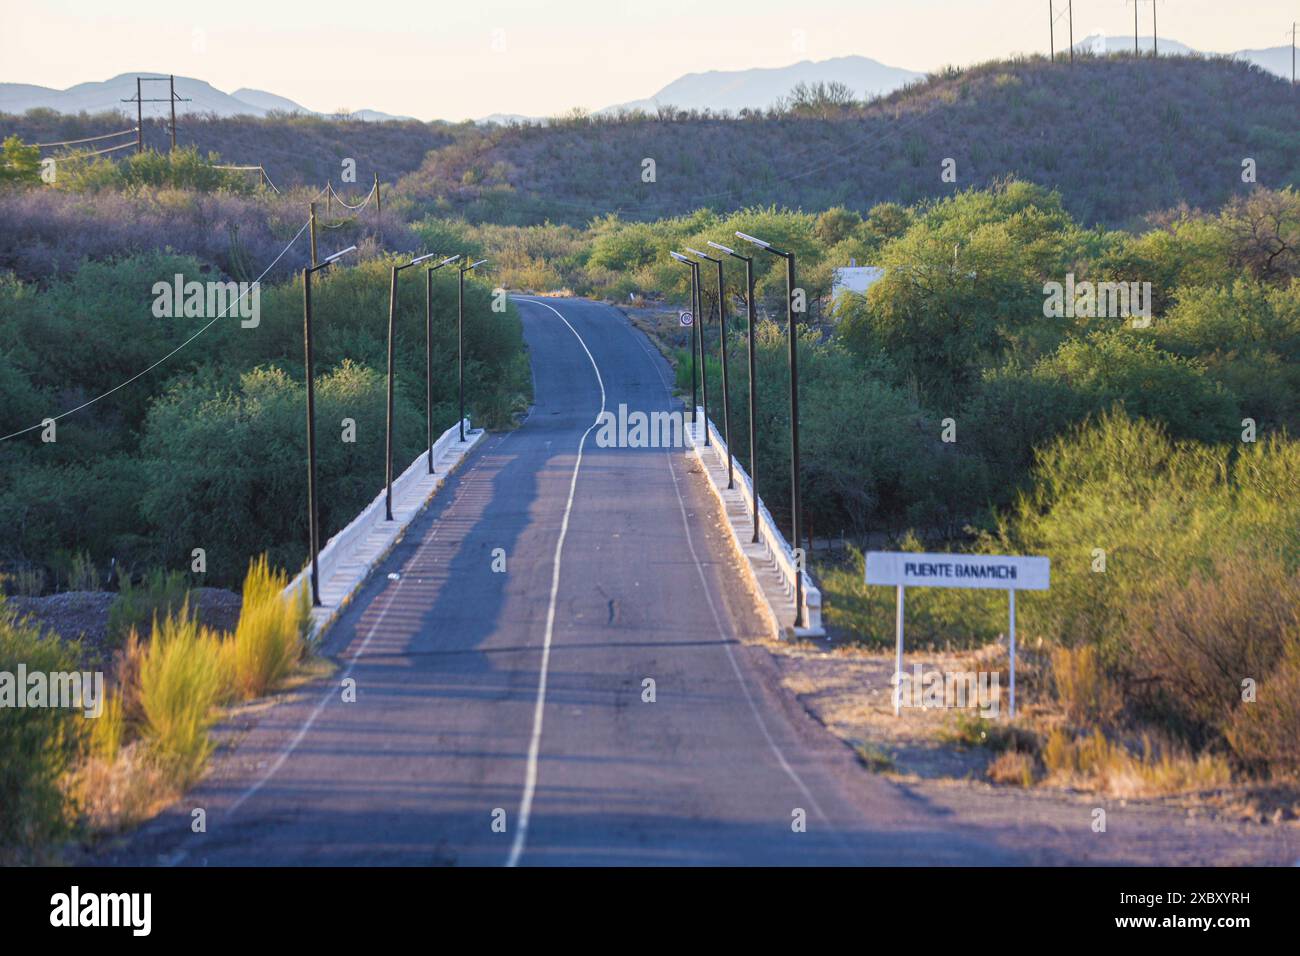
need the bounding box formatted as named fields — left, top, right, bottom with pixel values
left=1008, top=589, right=1017, bottom=719
left=894, top=584, right=905, bottom=716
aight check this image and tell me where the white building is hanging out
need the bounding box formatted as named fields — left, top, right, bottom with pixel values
left=830, top=260, right=886, bottom=313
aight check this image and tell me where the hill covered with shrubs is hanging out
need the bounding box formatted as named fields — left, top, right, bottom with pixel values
left=394, top=54, right=1300, bottom=227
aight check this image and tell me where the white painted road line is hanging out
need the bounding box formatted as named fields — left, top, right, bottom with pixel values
left=505, top=298, right=607, bottom=867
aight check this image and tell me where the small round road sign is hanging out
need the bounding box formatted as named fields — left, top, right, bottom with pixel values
left=678, top=310, right=693, bottom=327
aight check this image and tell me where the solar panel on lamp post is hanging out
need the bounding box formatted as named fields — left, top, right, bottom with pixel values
left=736, top=231, right=804, bottom=628
left=302, top=245, right=357, bottom=606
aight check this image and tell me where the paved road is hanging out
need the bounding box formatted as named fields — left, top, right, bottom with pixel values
left=107, top=297, right=1025, bottom=866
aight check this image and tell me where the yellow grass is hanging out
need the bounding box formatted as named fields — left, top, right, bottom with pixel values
left=137, top=606, right=230, bottom=787
left=1042, top=727, right=1232, bottom=798
left=230, top=556, right=309, bottom=699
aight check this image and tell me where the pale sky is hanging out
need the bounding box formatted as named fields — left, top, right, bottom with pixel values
left=4, top=0, right=1295, bottom=120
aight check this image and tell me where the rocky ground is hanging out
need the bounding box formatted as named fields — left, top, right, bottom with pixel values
left=7, top=588, right=241, bottom=669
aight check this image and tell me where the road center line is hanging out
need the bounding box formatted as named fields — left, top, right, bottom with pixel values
left=505, top=298, right=606, bottom=867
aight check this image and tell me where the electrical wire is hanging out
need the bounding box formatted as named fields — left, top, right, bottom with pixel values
left=0, top=218, right=312, bottom=443
left=213, top=164, right=282, bottom=194
left=34, top=128, right=137, bottom=148
left=76, top=140, right=138, bottom=157
left=327, top=180, right=376, bottom=210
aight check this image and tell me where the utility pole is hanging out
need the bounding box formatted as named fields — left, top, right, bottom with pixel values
left=1049, top=0, right=1054, bottom=62
left=121, top=76, right=189, bottom=154
left=1068, top=1, right=1074, bottom=63
left=374, top=172, right=381, bottom=235
left=1127, top=0, right=1157, bottom=57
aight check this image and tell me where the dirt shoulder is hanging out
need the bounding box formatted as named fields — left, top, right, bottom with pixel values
left=767, top=639, right=1300, bottom=865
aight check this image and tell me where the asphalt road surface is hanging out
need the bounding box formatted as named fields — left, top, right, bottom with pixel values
left=106, top=297, right=1027, bottom=866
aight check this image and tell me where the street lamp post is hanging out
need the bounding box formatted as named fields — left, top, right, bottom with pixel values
left=708, top=240, right=758, bottom=541
left=737, top=231, right=804, bottom=628
left=386, top=252, right=440, bottom=521
left=457, top=258, right=489, bottom=441
left=688, top=248, right=733, bottom=487
left=693, top=257, right=709, bottom=445
left=301, top=244, right=357, bottom=606
left=670, top=252, right=703, bottom=441
left=424, top=254, right=461, bottom=474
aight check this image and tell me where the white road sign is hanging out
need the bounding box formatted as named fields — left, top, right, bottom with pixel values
left=678, top=310, right=693, bottom=327
left=865, top=552, right=1050, bottom=591
left=865, top=551, right=1050, bottom=718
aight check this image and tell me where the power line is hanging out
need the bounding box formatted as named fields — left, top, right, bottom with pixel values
left=78, top=140, right=139, bottom=158
left=327, top=180, right=377, bottom=211
left=34, top=128, right=137, bottom=148
left=0, top=217, right=311, bottom=443
left=213, top=164, right=282, bottom=193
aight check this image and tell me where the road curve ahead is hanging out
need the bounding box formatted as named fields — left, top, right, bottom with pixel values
left=108, top=297, right=1025, bottom=867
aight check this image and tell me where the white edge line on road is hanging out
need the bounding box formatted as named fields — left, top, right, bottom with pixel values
left=616, top=302, right=835, bottom=829
left=506, top=297, right=606, bottom=868
left=160, top=440, right=501, bottom=865
left=664, top=449, right=832, bottom=829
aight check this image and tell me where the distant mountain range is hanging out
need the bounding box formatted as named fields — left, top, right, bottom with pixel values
left=0, top=73, right=415, bottom=122
left=486, top=42, right=1294, bottom=125
left=1, top=39, right=1293, bottom=126
left=600, top=55, right=926, bottom=115
left=1072, top=34, right=1293, bottom=79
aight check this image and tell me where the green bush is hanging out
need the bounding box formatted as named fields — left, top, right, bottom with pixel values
left=54, top=147, right=259, bottom=194
left=991, top=412, right=1300, bottom=656
left=108, top=568, right=190, bottom=647
left=0, top=602, right=84, bottom=861
left=0, top=136, right=41, bottom=186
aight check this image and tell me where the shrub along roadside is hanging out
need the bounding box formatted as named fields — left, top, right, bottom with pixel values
left=1, top=554, right=310, bottom=861
left=230, top=556, right=309, bottom=699
left=107, top=568, right=189, bottom=648
left=0, top=604, right=85, bottom=862
left=137, top=606, right=231, bottom=787
left=818, top=412, right=1300, bottom=793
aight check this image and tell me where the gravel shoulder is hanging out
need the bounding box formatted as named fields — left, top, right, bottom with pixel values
left=766, top=639, right=1300, bottom=865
